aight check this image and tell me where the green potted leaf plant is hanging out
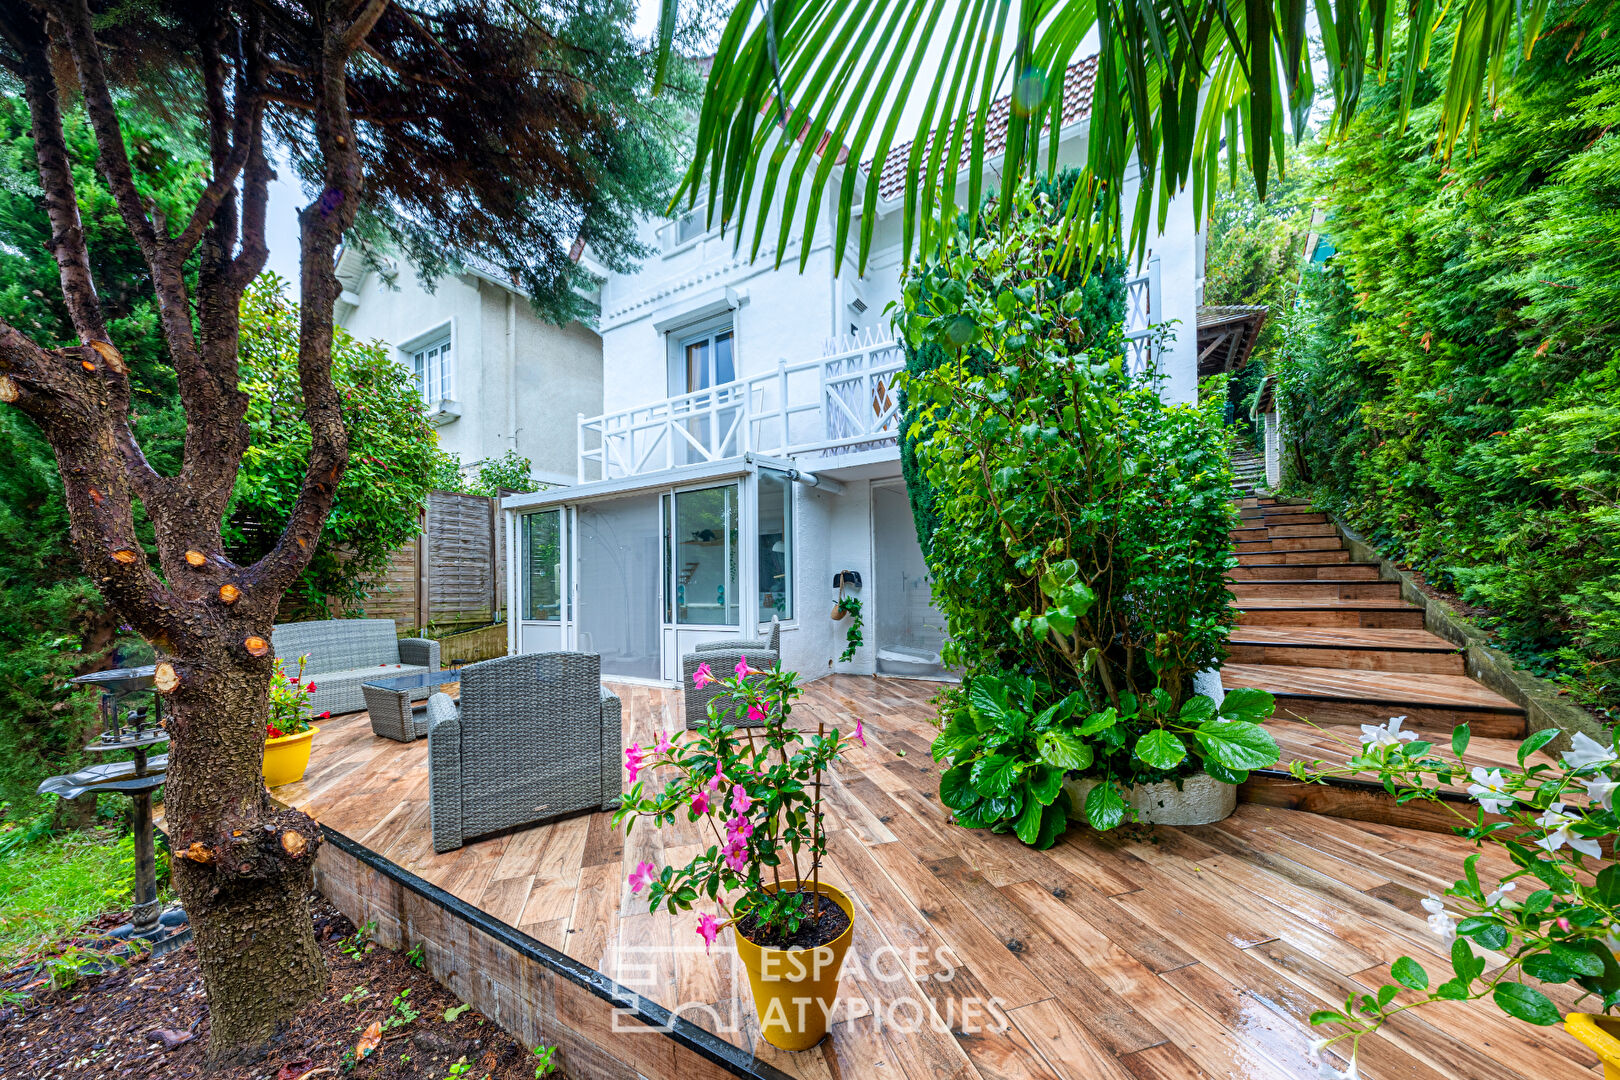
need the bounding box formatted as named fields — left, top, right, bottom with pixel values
left=901, top=182, right=1275, bottom=843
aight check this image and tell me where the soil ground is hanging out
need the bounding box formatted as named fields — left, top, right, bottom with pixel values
left=0, top=898, right=563, bottom=1080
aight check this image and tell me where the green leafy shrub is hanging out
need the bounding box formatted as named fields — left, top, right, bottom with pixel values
left=900, top=183, right=1273, bottom=844
left=897, top=169, right=1125, bottom=554
left=1274, top=5, right=1620, bottom=717
left=228, top=274, right=453, bottom=618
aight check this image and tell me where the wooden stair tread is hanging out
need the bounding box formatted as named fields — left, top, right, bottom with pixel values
left=1262, top=718, right=1551, bottom=797
left=1234, top=596, right=1416, bottom=609
left=1229, top=627, right=1459, bottom=652
left=1223, top=663, right=1523, bottom=712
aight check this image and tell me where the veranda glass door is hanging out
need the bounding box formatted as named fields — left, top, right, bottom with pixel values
left=667, top=483, right=740, bottom=628
left=576, top=493, right=662, bottom=680
left=872, top=482, right=949, bottom=678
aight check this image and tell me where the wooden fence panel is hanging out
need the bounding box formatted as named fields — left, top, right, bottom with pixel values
left=424, top=491, right=496, bottom=629
left=360, top=491, right=505, bottom=634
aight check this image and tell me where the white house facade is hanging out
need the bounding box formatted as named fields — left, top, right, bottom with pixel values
left=334, top=246, right=604, bottom=487
left=499, top=58, right=1217, bottom=687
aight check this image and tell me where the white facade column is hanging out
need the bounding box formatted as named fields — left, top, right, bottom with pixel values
left=1154, top=186, right=1200, bottom=406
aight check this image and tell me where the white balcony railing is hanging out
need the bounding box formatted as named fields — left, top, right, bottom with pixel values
left=578, top=331, right=905, bottom=481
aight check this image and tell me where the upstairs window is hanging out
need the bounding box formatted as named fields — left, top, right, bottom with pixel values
left=411, top=336, right=453, bottom=404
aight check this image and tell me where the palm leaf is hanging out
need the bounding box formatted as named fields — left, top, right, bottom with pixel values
left=667, top=0, right=1547, bottom=277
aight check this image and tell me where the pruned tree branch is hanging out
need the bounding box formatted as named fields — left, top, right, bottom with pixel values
left=8, top=9, right=104, bottom=343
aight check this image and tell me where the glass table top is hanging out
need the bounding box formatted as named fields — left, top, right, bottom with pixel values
left=362, top=667, right=462, bottom=692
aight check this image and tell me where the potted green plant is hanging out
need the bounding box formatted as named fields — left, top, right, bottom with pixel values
left=615, top=659, right=859, bottom=1051
left=262, top=654, right=326, bottom=787
left=899, top=182, right=1275, bottom=842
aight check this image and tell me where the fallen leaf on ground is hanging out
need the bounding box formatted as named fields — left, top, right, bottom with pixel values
left=274, top=1060, right=313, bottom=1080
left=355, top=1019, right=383, bottom=1058
left=145, top=1027, right=193, bottom=1051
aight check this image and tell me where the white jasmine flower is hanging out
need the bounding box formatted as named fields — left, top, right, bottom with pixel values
left=1421, top=895, right=1458, bottom=943
left=1535, top=803, right=1604, bottom=859
left=1484, top=881, right=1517, bottom=907
left=1360, top=715, right=1417, bottom=748
left=1562, top=731, right=1618, bottom=771
left=1585, top=775, right=1620, bottom=811
left=1466, top=767, right=1515, bottom=814
left=1319, top=1055, right=1359, bottom=1080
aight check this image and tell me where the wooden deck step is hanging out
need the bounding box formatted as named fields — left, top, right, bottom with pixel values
left=1237, top=600, right=1426, bottom=629
left=1238, top=718, right=1549, bottom=833
left=1236, top=549, right=1351, bottom=566
left=1222, top=662, right=1526, bottom=737
left=1227, top=626, right=1464, bottom=674
left=1227, top=580, right=1402, bottom=601
left=1250, top=518, right=1328, bottom=531
left=1236, top=537, right=1346, bottom=553
left=1227, top=562, right=1381, bottom=581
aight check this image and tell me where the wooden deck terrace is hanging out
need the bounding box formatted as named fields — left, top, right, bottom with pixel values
left=281, top=676, right=1601, bottom=1080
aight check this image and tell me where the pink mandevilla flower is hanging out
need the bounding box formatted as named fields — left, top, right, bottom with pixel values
left=734, top=657, right=751, bottom=678
left=729, top=785, right=753, bottom=815
left=306, top=683, right=317, bottom=693
left=696, top=913, right=722, bottom=953
left=722, top=837, right=748, bottom=873
left=692, top=662, right=715, bottom=688
left=726, top=814, right=754, bottom=842
left=854, top=719, right=866, bottom=747
left=624, top=744, right=646, bottom=782
left=746, top=704, right=766, bottom=723
left=628, top=860, right=656, bottom=894
left=690, top=786, right=712, bottom=815
left=655, top=729, right=674, bottom=754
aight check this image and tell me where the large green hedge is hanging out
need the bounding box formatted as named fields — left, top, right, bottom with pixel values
left=1275, top=2, right=1620, bottom=717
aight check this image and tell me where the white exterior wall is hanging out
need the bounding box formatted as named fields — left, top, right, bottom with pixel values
left=337, top=264, right=603, bottom=485
left=598, top=203, right=842, bottom=416
left=1264, top=412, right=1282, bottom=488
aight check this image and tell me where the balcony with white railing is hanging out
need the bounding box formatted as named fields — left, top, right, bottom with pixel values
left=578, top=330, right=906, bottom=482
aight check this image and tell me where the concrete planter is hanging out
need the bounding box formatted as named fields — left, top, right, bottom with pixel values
left=1065, top=770, right=1238, bottom=827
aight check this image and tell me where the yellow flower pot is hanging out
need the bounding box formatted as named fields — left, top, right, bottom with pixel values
left=732, top=881, right=855, bottom=1052
left=1567, top=1014, right=1620, bottom=1079
left=262, top=725, right=319, bottom=788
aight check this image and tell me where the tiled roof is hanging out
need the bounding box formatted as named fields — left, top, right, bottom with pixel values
left=866, top=56, right=1100, bottom=202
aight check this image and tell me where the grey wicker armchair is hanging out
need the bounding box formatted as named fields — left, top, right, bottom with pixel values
left=271, top=618, right=439, bottom=716
left=683, top=620, right=781, bottom=730
left=427, top=651, right=622, bottom=853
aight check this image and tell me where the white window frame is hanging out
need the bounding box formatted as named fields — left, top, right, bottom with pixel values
left=667, top=314, right=736, bottom=397
left=398, top=320, right=455, bottom=406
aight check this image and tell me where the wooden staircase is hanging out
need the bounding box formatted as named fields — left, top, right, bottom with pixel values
left=1222, top=493, right=1540, bottom=831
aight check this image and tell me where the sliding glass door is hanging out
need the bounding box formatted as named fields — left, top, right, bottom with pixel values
left=576, top=493, right=662, bottom=680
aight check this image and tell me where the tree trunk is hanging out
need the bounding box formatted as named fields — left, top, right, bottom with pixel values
left=162, top=646, right=325, bottom=1065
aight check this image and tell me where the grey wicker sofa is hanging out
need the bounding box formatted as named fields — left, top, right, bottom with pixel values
left=426, top=651, right=622, bottom=853
left=271, top=619, right=440, bottom=716
left=683, top=619, right=781, bottom=730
